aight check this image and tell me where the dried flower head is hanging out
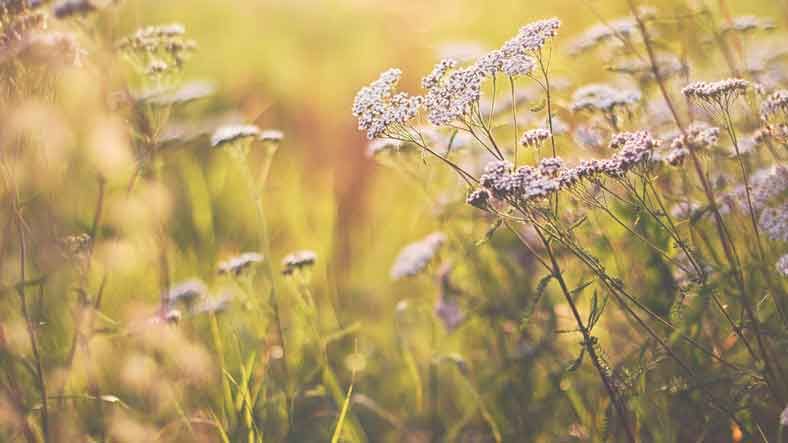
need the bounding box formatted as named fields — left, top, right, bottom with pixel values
left=281, top=250, right=317, bottom=275
left=520, top=128, right=551, bottom=148
left=390, top=233, right=446, bottom=280
left=218, top=252, right=264, bottom=276
left=353, top=68, right=423, bottom=139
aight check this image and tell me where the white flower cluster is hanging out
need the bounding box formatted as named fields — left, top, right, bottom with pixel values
left=720, top=16, right=776, bottom=34
left=390, top=233, right=446, bottom=280
left=520, top=128, right=551, bottom=148
left=218, top=252, right=264, bottom=276
left=682, top=79, right=751, bottom=106
left=211, top=124, right=261, bottom=148
left=759, top=202, right=788, bottom=241
left=571, top=84, right=641, bottom=113
left=282, top=250, right=317, bottom=275
left=776, top=254, right=788, bottom=277
left=352, top=68, right=424, bottom=139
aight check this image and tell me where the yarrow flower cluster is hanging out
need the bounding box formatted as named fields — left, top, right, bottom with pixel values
left=568, top=8, right=656, bottom=55
left=218, top=252, right=264, bottom=276
left=390, top=232, right=446, bottom=280
left=727, top=164, right=788, bottom=212
left=422, top=61, right=483, bottom=126
left=666, top=122, right=720, bottom=165
left=682, top=79, right=751, bottom=107
left=520, top=128, right=551, bottom=147
left=53, top=0, right=96, bottom=19
left=352, top=68, right=423, bottom=139
left=761, top=89, right=788, bottom=119
left=500, top=18, right=561, bottom=56
left=571, top=84, right=641, bottom=113
left=116, top=23, right=196, bottom=74
left=602, top=131, right=661, bottom=175
left=282, top=250, right=317, bottom=275
left=760, top=89, right=788, bottom=141
left=776, top=254, right=788, bottom=277
left=720, top=15, right=776, bottom=34
left=607, top=53, right=687, bottom=83
left=758, top=202, right=788, bottom=241
left=165, top=279, right=206, bottom=306
left=211, top=124, right=261, bottom=148
left=353, top=18, right=560, bottom=133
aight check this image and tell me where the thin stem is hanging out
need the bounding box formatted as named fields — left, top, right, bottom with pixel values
left=15, top=218, right=48, bottom=443
left=532, top=226, right=636, bottom=443
left=510, top=77, right=520, bottom=167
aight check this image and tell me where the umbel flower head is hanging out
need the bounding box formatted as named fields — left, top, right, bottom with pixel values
left=53, top=0, right=96, bottom=19
left=760, top=89, right=788, bottom=142
left=282, top=250, right=317, bottom=275
left=682, top=79, right=751, bottom=110
left=218, top=252, right=263, bottom=276
left=571, top=84, right=641, bottom=114
left=520, top=128, right=551, bottom=148
left=390, top=232, right=446, bottom=280
left=422, top=59, right=483, bottom=126
left=211, top=124, right=261, bottom=148
left=165, top=279, right=206, bottom=306
left=777, top=254, right=788, bottom=277
left=116, top=23, right=196, bottom=74
left=352, top=68, right=423, bottom=139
